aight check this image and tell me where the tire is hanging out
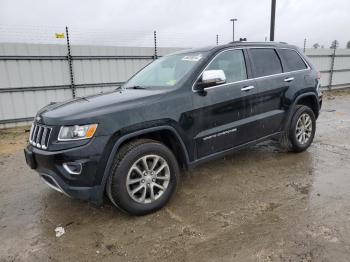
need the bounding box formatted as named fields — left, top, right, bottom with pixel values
left=281, top=105, right=316, bottom=152
left=106, top=139, right=180, bottom=216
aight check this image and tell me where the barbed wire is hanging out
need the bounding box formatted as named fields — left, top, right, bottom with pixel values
left=2, top=24, right=340, bottom=49
left=0, top=24, right=226, bottom=48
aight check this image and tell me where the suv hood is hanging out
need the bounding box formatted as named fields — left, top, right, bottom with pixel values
left=38, top=87, right=168, bottom=125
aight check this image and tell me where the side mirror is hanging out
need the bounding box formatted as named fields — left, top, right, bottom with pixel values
left=196, top=70, right=226, bottom=90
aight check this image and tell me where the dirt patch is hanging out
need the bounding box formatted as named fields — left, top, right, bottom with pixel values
left=287, top=182, right=311, bottom=194
left=322, top=87, right=350, bottom=100
left=0, top=126, right=29, bottom=155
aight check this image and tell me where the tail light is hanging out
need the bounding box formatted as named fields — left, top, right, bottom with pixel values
left=316, top=71, right=322, bottom=92
left=316, top=71, right=321, bottom=80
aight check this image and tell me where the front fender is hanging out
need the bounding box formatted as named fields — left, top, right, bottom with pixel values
left=97, top=125, right=189, bottom=201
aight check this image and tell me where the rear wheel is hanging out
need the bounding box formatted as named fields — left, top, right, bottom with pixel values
left=281, top=105, right=316, bottom=152
left=106, top=139, right=180, bottom=215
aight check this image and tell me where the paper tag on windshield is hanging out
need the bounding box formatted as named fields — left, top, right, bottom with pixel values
left=182, top=55, right=202, bottom=62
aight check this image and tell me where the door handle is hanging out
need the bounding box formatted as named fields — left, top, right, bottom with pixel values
left=284, top=77, right=295, bottom=82
left=241, top=85, right=255, bottom=91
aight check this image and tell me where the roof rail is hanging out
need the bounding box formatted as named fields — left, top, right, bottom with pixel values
left=225, top=41, right=289, bottom=46
left=228, top=41, right=242, bottom=44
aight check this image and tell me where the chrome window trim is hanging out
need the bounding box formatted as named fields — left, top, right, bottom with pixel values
left=196, top=78, right=252, bottom=91
left=192, top=46, right=311, bottom=93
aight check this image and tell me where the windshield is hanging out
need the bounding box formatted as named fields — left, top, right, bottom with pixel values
left=123, top=52, right=205, bottom=88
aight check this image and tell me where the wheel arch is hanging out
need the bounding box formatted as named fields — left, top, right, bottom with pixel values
left=284, top=92, right=320, bottom=131
left=100, top=125, right=189, bottom=195
left=296, top=94, right=319, bottom=119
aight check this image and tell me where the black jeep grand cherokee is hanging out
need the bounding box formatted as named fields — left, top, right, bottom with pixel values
left=24, top=42, right=322, bottom=215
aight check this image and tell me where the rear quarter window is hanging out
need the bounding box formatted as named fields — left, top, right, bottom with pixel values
left=249, top=48, right=283, bottom=78
left=278, top=49, right=308, bottom=72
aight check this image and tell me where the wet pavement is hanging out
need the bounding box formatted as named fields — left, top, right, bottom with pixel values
left=1, top=90, right=350, bottom=262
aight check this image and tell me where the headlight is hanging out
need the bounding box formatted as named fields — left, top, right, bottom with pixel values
left=58, top=124, right=98, bottom=141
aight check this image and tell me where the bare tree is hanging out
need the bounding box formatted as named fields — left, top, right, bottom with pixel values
left=313, top=43, right=320, bottom=49
left=330, top=40, right=339, bottom=49
left=347, top=41, right=350, bottom=49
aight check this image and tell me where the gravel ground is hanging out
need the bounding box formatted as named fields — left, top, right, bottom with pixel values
left=1, top=90, right=350, bottom=262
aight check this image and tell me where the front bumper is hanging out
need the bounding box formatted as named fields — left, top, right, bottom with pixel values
left=39, top=171, right=103, bottom=203
left=24, top=136, right=110, bottom=204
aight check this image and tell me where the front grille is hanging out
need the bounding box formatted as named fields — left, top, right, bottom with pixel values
left=29, top=123, right=52, bottom=150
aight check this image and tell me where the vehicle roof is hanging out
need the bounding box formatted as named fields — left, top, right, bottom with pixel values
left=220, top=41, right=297, bottom=49
left=174, top=42, right=300, bottom=55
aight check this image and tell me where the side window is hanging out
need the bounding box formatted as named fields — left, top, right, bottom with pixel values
left=206, top=50, right=247, bottom=83
left=249, top=48, right=282, bottom=77
left=279, top=49, right=308, bottom=71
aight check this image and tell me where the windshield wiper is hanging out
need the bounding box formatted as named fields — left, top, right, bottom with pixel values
left=126, top=85, right=146, bottom=90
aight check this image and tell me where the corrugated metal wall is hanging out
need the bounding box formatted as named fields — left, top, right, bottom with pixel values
left=0, top=43, right=349, bottom=128
left=305, top=48, right=350, bottom=88
left=0, top=43, right=181, bottom=128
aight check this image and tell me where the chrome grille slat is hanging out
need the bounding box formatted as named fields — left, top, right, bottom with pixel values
left=36, top=126, right=43, bottom=146
left=41, top=128, right=47, bottom=147
left=29, top=123, right=34, bottom=143
left=32, top=125, right=39, bottom=144
left=29, top=123, right=52, bottom=150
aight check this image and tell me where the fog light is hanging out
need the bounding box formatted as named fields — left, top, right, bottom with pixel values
left=63, top=162, right=82, bottom=175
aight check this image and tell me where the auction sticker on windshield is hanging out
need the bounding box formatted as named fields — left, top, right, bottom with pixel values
left=182, top=55, right=202, bottom=62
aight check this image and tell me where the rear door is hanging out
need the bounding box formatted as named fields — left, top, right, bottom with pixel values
left=191, top=49, right=258, bottom=159
left=247, top=48, right=287, bottom=138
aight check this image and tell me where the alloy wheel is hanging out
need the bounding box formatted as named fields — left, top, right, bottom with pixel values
left=126, top=155, right=170, bottom=204
left=296, top=113, right=313, bottom=145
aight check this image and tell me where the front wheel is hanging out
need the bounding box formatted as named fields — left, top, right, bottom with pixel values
left=106, top=139, right=180, bottom=215
left=281, top=105, right=316, bottom=152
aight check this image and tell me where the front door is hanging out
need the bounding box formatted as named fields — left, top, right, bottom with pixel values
left=190, top=49, right=258, bottom=159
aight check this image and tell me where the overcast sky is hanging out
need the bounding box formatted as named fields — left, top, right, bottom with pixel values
left=1, top=0, right=350, bottom=48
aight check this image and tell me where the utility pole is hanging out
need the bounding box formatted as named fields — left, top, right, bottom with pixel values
left=230, top=18, right=237, bottom=42
left=303, top=38, right=307, bottom=53
left=270, top=0, right=276, bottom=41
left=216, top=34, right=219, bottom=45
